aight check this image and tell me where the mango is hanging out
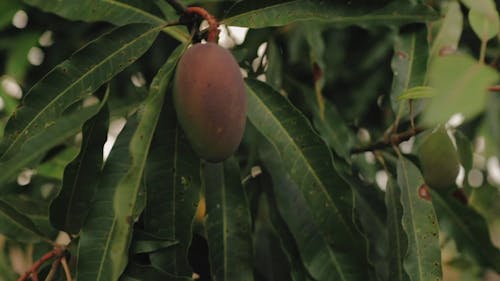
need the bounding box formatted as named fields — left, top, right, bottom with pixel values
left=417, top=125, right=460, bottom=189
left=173, top=43, right=247, bottom=162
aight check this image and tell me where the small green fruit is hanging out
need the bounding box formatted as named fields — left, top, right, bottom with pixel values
left=417, top=126, right=460, bottom=189
left=173, top=43, right=247, bottom=162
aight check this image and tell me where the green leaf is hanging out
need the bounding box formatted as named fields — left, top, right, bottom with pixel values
left=203, top=158, right=254, bottom=281
left=36, top=146, right=79, bottom=179
left=429, top=2, right=463, bottom=61
left=0, top=103, right=103, bottom=187
left=246, top=79, right=370, bottom=279
left=430, top=189, right=500, bottom=271
left=397, top=157, right=442, bottom=281
left=423, top=54, right=499, bottom=126
left=76, top=45, right=184, bottom=281
left=23, top=0, right=164, bottom=25
left=0, top=24, right=161, bottom=162
left=0, top=1, right=21, bottom=30
left=390, top=27, right=429, bottom=116
left=385, top=174, right=410, bottom=281
left=22, top=0, right=189, bottom=42
left=259, top=142, right=364, bottom=281
left=142, top=84, right=201, bottom=276
left=5, top=32, right=41, bottom=82
left=223, top=1, right=438, bottom=28
left=468, top=9, right=500, bottom=42
left=397, top=86, right=436, bottom=101
left=130, top=231, right=178, bottom=254
left=119, top=263, right=193, bottom=281
left=49, top=100, right=109, bottom=234
left=0, top=199, right=48, bottom=243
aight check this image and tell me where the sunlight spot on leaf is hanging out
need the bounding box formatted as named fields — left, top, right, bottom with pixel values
left=130, top=72, right=146, bottom=87
left=12, top=10, right=28, bottom=29
left=376, top=170, right=388, bottom=191
left=486, top=157, right=500, bottom=186
left=456, top=166, right=465, bottom=187
left=364, top=152, right=375, bottom=164
left=103, top=118, right=126, bottom=161
left=83, top=95, right=99, bottom=107
left=1, top=76, right=23, bottom=99
left=27, top=47, right=44, bottom=66
left=468, top=169, right=483, bottom=187
left=447, top=113, right=465, bottom=128
left=41, top=183, right=55, bottom=199
left=357, top=128, right=371, bottom=143
left=474, top=136, right=485, bottom=153
left=17, top=169, right=36, bottom=186
left=256, top=74, right=266, bottom=82
left=218, top=25, right=248, bottom=48
left=39, top=30, right=54, bottom=47
left=399, top=136, right=415, bottom=154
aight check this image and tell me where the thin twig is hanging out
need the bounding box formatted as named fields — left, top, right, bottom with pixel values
left=43, top=259, right=60, bottom=281
left=165, top=0, right=187, bottom=14
left=17, top=248, right=65, bottom=281
left=351, top=127, right=425, bottom=154
left=489, top=85, right=500, bottom=92
left=409, top=99, right=415, bottom=133
left=60, top=257, right=72, bottom=281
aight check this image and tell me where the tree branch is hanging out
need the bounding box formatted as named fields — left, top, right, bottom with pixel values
left=17, top=247, right=65, bottom=281
left=351, top=127, right=425, bottom=154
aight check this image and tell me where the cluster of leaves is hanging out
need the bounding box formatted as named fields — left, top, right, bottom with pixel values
left=0, top=0, right=499, bottom=281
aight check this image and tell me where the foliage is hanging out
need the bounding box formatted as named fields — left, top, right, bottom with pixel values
left=0, top=0, right=499, bottom=280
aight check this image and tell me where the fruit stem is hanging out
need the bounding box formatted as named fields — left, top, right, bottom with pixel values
left=185, top=6, right=219, bottom=42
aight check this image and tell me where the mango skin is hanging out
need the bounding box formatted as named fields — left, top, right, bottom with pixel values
left=173, top=43, right=247, bottom=162
left=417, top=126, right=460, bottom=189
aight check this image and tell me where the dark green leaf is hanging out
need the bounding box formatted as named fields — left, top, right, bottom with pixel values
left=390, top=27, right=429, bottom=117
left=76, top=45, right=184, bottom=281
left=49, top=100, right=109, bottom=234
left=143, top=84, right=201, bottom=277
left=246, top=79, right=370, bottom=280
left=430, top=189, right=500, bottom=271
left=385, top=174, right=410, bottom=281
left=0, top=24, right=161, bottom=162
left=0, top=103, right=103, bottom=187
left=119, top=263, right=193, bottom=281
left=0, top=199, right=48, bottom=242
left=259, top=142, right=362, bottom=281
left=203, top=158, right=254, bottom=281
left=223, top=1, right=438, bottom=28
left=397, top=157, right=442, bottom=281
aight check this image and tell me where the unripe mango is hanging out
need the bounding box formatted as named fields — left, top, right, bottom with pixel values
left=417, top=126, right=460, bottom=189
left=173, top=43, right=247, bottom=162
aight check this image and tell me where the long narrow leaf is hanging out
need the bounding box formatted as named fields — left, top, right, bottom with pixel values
left=246, top=79, right=370, bottom=279
left=203, top=158, right=254, bottom=281
left=397, top=157, right=441, bottom=281
left=0, top=103, right=103, bottom=187
left=49, top=100, right=110, bottom=234
left=223, top=1, right=438, bottom=28
left=142, top=88, right=201, bottom=276
left=430, top=189, right=500, bottom=271
left=0, top=199, right=48, bottom=243
left=386, top=175, right=410, bottom=281
left=0, top=23, right=161, bottom=161
left=259, top=142, right=357, bottom=281
left=76, top=45, right=184, bottom=281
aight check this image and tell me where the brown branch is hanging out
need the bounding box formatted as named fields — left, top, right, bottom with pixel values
left=351, top=127, right=425, bottom=154
left=17, top=248, right=65, bottom=281
left=489, top=85, right=500, bottom=92
left=60, top=257, right=72, bottom=281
